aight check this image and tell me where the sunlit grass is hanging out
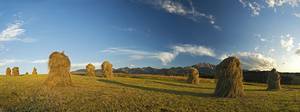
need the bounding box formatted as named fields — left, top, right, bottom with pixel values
left=0, top=74, right=298, bottom=112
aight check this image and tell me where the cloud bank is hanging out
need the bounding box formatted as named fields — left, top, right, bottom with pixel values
left=280, top=34, right=294, bottom=51
left=220, top=52, right=277, bottom=70
left=102, top=44, right=216, bottom=65
left=0, top=20, right=25, bottom=42
left=139, top=0, right=221, bottom=30
left=239, top=0, right=300, bottom=16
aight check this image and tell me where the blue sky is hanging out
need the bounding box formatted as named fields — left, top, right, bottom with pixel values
left=1, top=0, right=300, bottom=73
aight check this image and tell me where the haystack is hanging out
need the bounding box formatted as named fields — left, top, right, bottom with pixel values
left=101, top=61, right=113, bottom=78
left=12, top=67, right=20, bottom=76
left=86, top=64, right=96, bottom=77
left=186, top=67, right=200, bottom=84
left=32, top=67, right=38, bottom=75
left=6, top=67, right=12, bottom=76
left=214, top=57, right=245, bottom=98
left=267, top=68, right=281, bottom=91
left=44, top=51, right=72, bottom=87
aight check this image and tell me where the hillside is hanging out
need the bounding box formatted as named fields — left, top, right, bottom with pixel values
left=72, top=63, right=216, bottom=76
left=0, top=74, right=299, bottom=112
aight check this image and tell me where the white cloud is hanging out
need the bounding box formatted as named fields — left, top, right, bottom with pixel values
left=31, top=59, right=48, bottom=64
left=295, top=44, right=300, bottom=55
left=71, top=62, right=102, bottom=70
left=172, top=44, right=216, bottom=57
left=220, top=52, right=277, bottom=70
left=280, top=34, right=294, bottom=51
left=129, top=55, right=145, bottom=60
left=293, top=12, right=300, bottom=18
left=154, top=52, right=176, bottom=65
left=266, top=0, right=300, bottom=8
left=0, top=20, right=25, bottom=42
left=129, top=64, right=136, bottom=67
left=269, top=48, right=275, bottom=52
left=102, top=44, right=216, bottom=65
left=112, top=26, right=137, bottom=32
left=260, top=38, right=266, bottom=42
left=239, top=0, right=262, bottom=16
left=0, top=59, right=48, bottom=67
left=295, top=49, right=300, bottom=55
left=160, top=0, right=186, bottom=15
left=240, top=0, right=300, bottom=16
left=143, top=0, right=220, bottom=29
left=102, top=48, right=151, bottom=55
left=0, top=59, right=24, bottom=67
left=254, top=46, right=259, bottom=51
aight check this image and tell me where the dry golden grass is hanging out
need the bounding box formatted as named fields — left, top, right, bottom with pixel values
left=0, top=74, right=298, bottom=112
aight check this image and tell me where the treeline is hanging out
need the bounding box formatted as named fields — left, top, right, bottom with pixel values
left=244, top=71, right=300, bottom=85
left=72, top=63, right=300, bottom=85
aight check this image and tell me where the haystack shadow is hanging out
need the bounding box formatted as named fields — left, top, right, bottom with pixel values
left=151, top=80, right=214, bottom=89
left=98, top=79, right=212, bottom=97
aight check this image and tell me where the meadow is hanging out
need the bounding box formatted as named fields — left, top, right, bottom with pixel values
left=0, top=74, right=298, bottom=112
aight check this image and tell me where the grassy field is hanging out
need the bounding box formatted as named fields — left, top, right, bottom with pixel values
left=0, top=74, right=298, bottom=112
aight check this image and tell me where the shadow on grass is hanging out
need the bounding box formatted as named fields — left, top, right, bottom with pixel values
left=98, top=79, right=212, bottom=97
left=245, top=89, right=266, bottom=91
left=129, top=76, right=186, bottom=83
left=151, top=80, right=214, bottom=89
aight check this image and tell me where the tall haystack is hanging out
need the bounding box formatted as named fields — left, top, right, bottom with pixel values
left=214, top=57, right=245, bottom=98
left=101, top=61, right=113, bottom=78
left=6, top=67, right=12, bottom=76
left=44, top=51, right=72, bottom=87
left=12, top=67, right=20, bottom=76
left=267, top=68, right=281, bottom=91
left=32, top=67, right=38, bottom=75
left=186, top=67, right=200, bottom=84
left=86, top=64, right=96, bottom=77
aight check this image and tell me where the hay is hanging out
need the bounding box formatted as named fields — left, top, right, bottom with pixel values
left=44, top=51, right=72, bottom=87
left=86, top=64, right=96, bottom=77
left=214, top=57, right=245, bottom=98
left=267, top=68, right=281, bottom=91
left=12, top=67, right=20, bottom=76
left=186, top=67, right=200, bottom=84
left=6, top=67, right=11, bottom=76
left=32, top=67, right=38, bottom=75
left=101, top=61, right=113, bottom=78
